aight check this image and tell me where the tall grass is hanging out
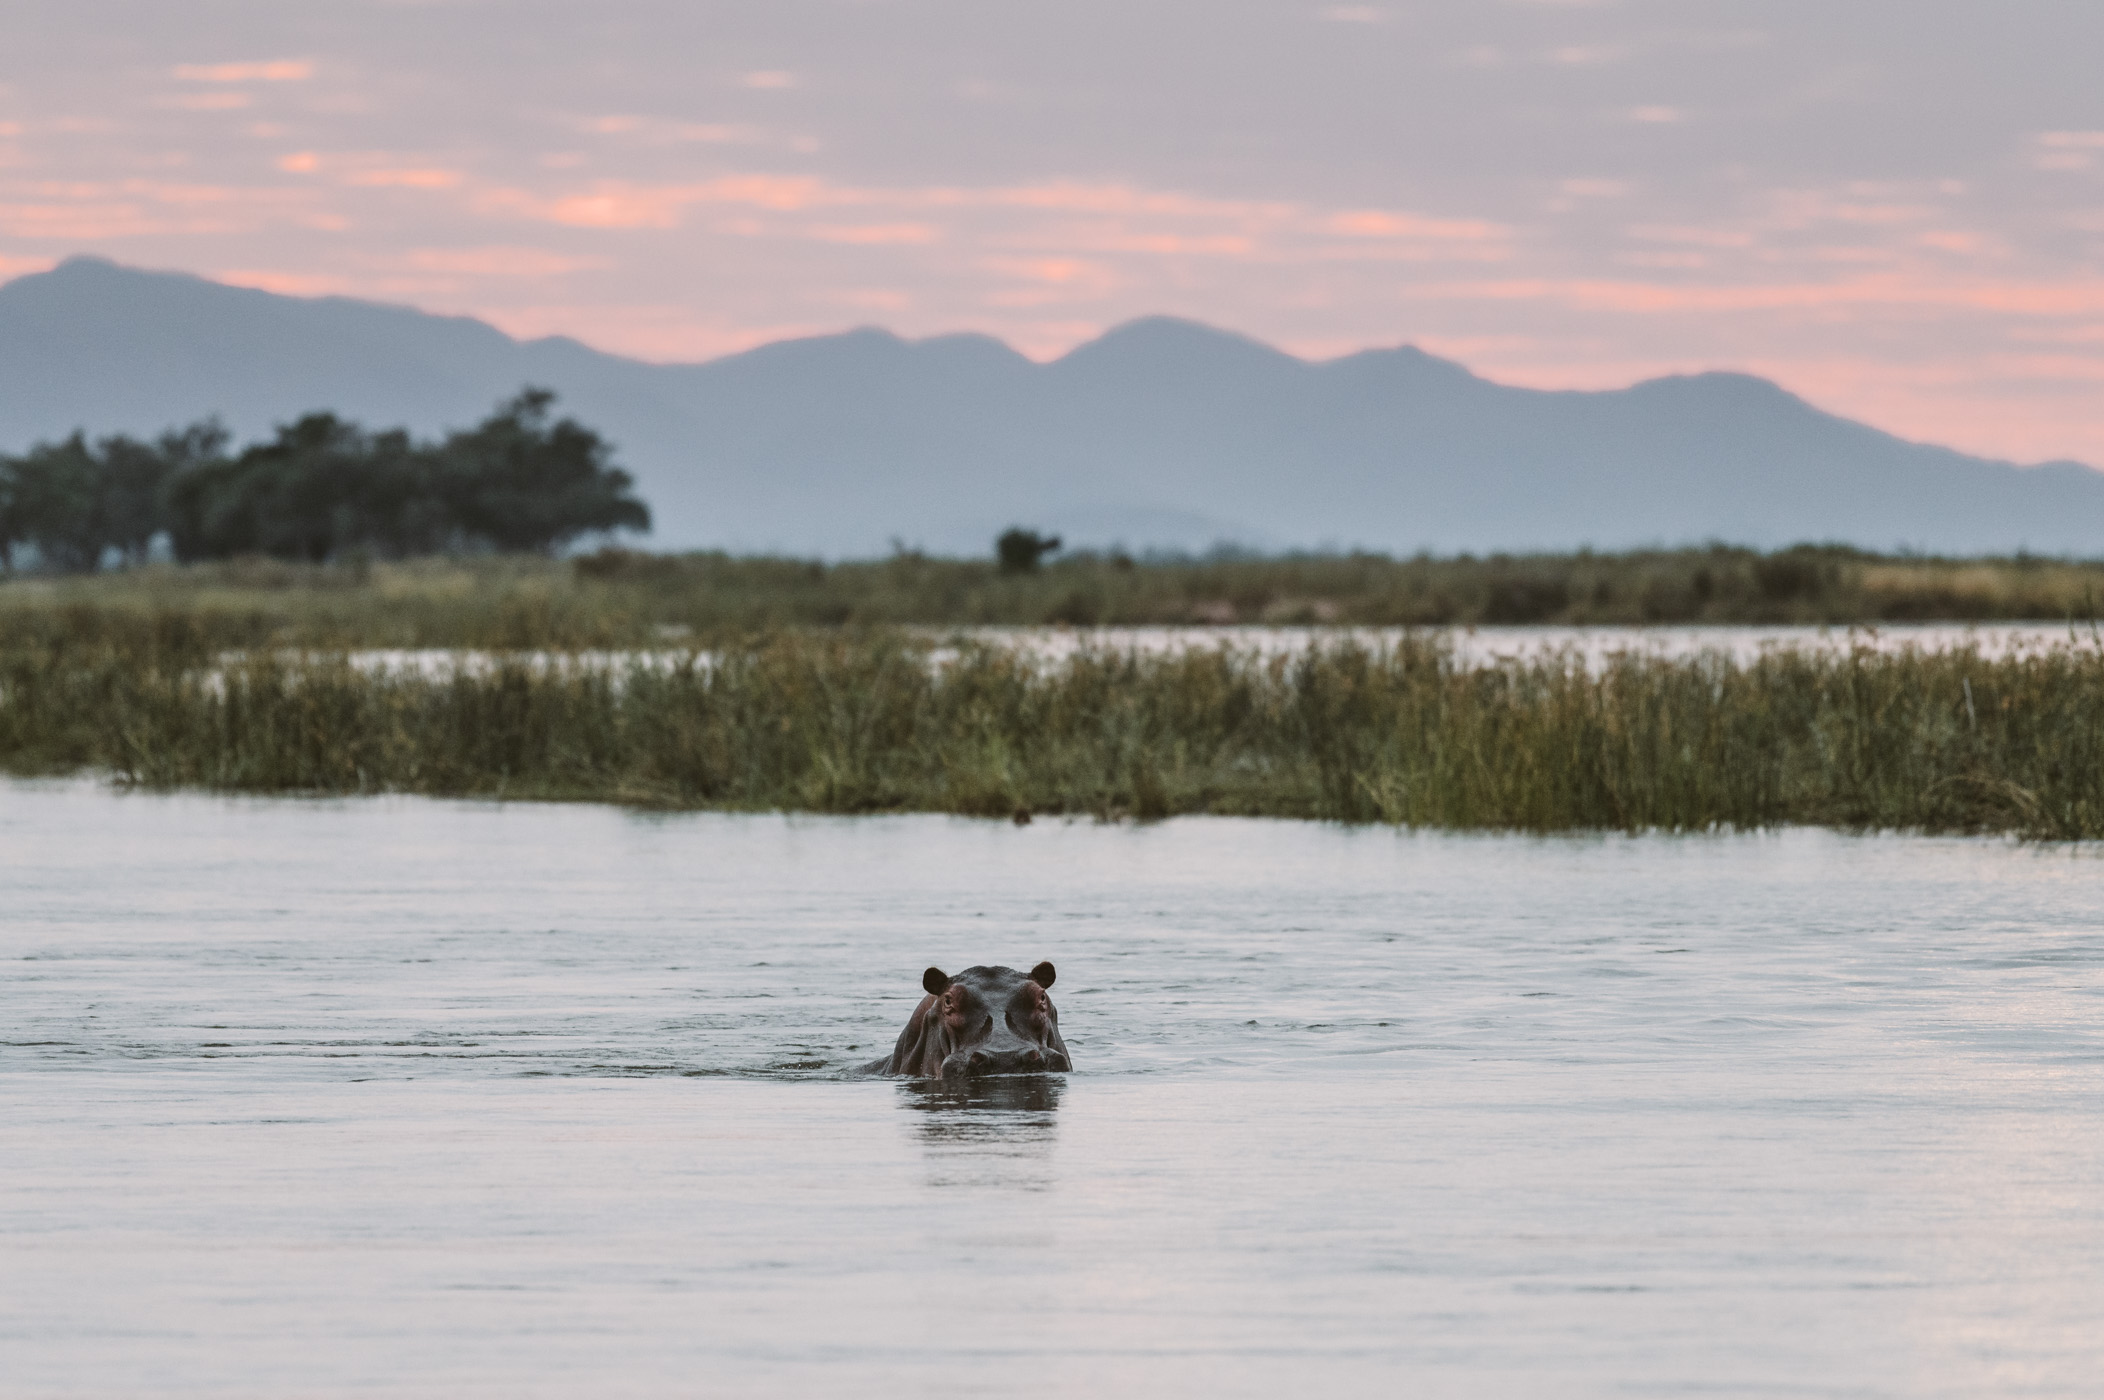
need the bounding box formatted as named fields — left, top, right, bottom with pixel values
left=4, top=544, right=2102, bottom=649
left=5, top=618, right=2100, bottom=836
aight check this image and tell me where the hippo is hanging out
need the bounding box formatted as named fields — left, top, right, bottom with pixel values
left=864, top=962, right=1072, bottom=1079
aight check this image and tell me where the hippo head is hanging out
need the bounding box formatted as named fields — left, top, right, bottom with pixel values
left=906, top=962, right=1071, bottom=1079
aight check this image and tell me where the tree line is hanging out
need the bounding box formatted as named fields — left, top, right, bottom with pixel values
left=0, top=389, right=650, bottom=572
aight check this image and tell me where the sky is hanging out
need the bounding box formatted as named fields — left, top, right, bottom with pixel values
left=2, top=0, right=2102, bottom=466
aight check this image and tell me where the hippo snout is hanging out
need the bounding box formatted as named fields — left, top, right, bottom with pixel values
left=943, top=1044, right=1058, bottom=1079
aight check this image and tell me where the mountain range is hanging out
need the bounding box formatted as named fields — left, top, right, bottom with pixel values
left=3, top=255, right=2100, bottom=557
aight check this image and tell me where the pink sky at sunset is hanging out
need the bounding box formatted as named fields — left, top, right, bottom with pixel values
left=3, top=1, right=2101, bottom=465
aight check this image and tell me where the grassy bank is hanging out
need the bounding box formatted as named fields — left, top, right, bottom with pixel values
left=4, top=619, right=2100, bottom=836
left=3, top=544, right=2102, bottom=649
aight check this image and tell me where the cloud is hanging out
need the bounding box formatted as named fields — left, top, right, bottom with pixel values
left=162, top=93, right=252, bottom=111
left=1552, top=45, right=1626, bottom=66
left=216, top=268, right=352, bottom=296
left=1618, top=251, right=1709, bottom=269
left=0, top=177, right=321, bottom=238
left=742, top=71, right=796, bottom=90
left=172, top=60, right=313, bottom=83
left=344, top=168, right=463, bottom=189
left=0, top=203, right=146, bottom=237
left=1627, top=106, right=1682, bottom=124
left=489, top=174, right=829, bottom=227
left=1328, top=210, right=1507, bottom=240
left=994, top=258, right=1088, bottom=282
left=1628, top=224, right=1755, bottom=248
left=805, top=223, right=942, bottom=245
left=469, top=170, right=1514, bottom=281
left=2032, top=135, right=2100, bottom=175
left=1407, top=274, right=2104, bottom=317
left=1762, top=191, right=1935, bottom=229
left=400, top=246, right=610, bottom=276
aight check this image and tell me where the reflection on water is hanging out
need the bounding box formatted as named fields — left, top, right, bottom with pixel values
left=5, top=778, right=2104, bottom=1397
left=899, top=1078, right=1063, bottom=1190
left=900, top=1074, right=1065, bottom=1119
left=900, top=1076, right=1064, bottom=1135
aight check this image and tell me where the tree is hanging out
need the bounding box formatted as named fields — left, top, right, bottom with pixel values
left=5, top=434, right=107, bottom=572
left=22, top=389, right=649, bottom=568
left=436, top=389, right=650, bottom=554
left=0, top=422, right=225, bottom=572
left=0, top=463, right=16, bottom=573
left=168, top=414, right=369, bottom=563
left=996, top=527, right=1062, bottom=575
left=99, top=423, right=223, bottom=566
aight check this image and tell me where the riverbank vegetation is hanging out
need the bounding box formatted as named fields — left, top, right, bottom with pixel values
left=3, top=618, right=2099, bottom=837
left=2, top=545, right=2103, bottom=648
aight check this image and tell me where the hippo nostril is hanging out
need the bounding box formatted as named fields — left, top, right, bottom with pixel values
left=967, top=1050, right=991, bottom=1075
left=1022, top=1048, right=1045, bottom=1067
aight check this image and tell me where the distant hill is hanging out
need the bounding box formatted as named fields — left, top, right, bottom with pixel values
left=3, top=255, right=2101, bottom=556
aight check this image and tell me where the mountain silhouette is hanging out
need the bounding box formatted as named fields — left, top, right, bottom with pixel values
left=3, top=255, right=2100, bottom=556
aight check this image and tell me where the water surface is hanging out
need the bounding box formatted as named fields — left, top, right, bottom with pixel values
left=318, top=620, right=2104, bottom=681
left=5, top=780, right=2102, bottom=1397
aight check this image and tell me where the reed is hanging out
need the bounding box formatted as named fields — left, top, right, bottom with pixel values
left=5, top=624, right=2100, bottom=836
left=4, top=544, right=2102, bottom=649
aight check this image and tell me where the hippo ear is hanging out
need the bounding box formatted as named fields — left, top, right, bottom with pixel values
left=923, top=967, right=951, bottom=995
left=1029, top=961, right=1056, bottom=989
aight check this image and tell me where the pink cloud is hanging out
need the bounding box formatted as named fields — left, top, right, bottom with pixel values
left=467, top=170, right=1514, bottom=281
left=400, top=246, right=610, bottom=277
left=805, top=223, right=941, bottom=245
left=1328, top=210, right=1507, bottom=240
left=0, top=202, right=151, bottom=238
left=698, top=175, right=827, bottom=211
left=172, top=60, right=313, bottom=83
left=215, top=268, right=354, bottom=296
left=344, top=169, right=463, bottom=190
left=984, top=256, right=1108, bottom=285
left=161, top=93, right=252, bottom=111
left=0, top=175, right=321, bottom=239
left=1628, top=224, right=1756, bottom=248
left=1039, top=231, right=1256, bottom=257
left=495, top=175, right=833, bottom=228
left=1410, top=275, right=2104, bottom=317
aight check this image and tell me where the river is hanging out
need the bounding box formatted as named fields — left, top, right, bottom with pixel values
left=5, top=778, right=2102, bottom=1397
